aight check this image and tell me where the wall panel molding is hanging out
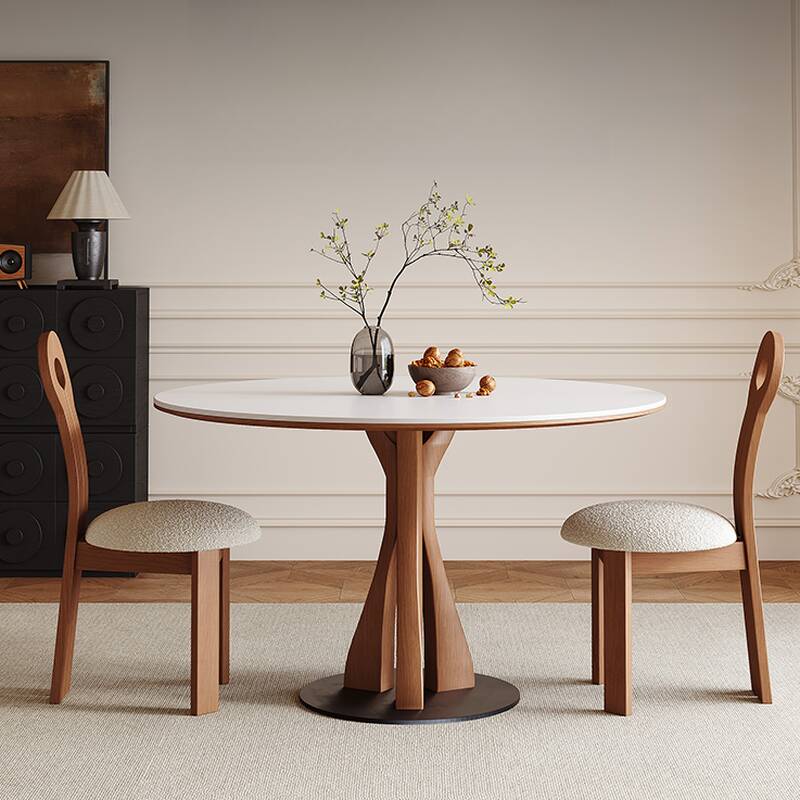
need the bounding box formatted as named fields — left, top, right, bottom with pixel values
left=244, top=516, right=798, bottom=529
left=151, top=307, right=800, bottom=321
left=760, top=376, right=800, bottom=498
left=150, top=488, right=733, bottom=498
left=150, top=342, right=800, bottom=356
left=149, top=375, right=749, bottom=383
left=148, top=280, right=763, bottom=290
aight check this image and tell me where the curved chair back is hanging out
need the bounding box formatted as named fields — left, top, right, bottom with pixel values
left=733, top=331, right=784, bottom=542
left=37, top=332, right=89, bottom=558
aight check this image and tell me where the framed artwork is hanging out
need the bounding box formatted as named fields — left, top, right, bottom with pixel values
left=0, top=60, right=109, bottom=254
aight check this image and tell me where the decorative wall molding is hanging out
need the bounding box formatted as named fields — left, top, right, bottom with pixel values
left=762, top=470, right=800, bottom=498
left=151, top=307, right=800, bottom=321
left=150, top=488, right=733, bottom=498
left=760, top=375, right=800, bottom=498
left=741, top=0, right=800, bottom=292
left=150, top=342, right=800, bottom=356
left=147, top=280, right=763, bottom=290
left=742, top=261, right=800, bottom=292
left=778, top=375, right=800, bottom=403
left=247, top=515, right=796, bottom=529
left=149, top=374, right=749, bottom=383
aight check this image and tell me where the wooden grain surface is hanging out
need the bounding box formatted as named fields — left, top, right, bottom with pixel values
left=394, top=430, right=424, bottom=709
left=2, top=560, right=799, bottom=603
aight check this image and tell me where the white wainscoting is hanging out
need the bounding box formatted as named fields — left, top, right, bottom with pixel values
left=146, top=279, right=800, bottom=558
left=7, top=0, right=799, bottom=558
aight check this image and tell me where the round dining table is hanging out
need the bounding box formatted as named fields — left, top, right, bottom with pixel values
left=154, top=376, right=666, bottom=724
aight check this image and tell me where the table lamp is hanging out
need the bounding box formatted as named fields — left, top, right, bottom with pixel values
left=47, top=170, right=130, bottom=287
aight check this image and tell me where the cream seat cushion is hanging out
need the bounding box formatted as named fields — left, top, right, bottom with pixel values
left=86, top=500, right=261, bottom=553
left=560, top=500, right=737, bottom=553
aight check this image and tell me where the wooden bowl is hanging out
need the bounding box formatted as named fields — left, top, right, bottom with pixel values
left=408, top=365, right=476, bottom=395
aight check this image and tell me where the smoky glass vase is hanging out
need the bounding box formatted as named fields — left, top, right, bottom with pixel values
left=350, top=326, right=394, bottom=395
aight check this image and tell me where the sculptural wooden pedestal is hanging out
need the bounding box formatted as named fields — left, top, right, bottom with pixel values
left=299, top=430, right=519, bottom=724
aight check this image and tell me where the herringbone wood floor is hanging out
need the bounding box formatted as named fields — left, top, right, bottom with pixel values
left=1, top=561, right=799, bottom=603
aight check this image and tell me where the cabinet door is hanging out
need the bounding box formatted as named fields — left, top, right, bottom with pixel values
left=56, top=433, right=137, bottom=503
left=0, top=360, right=54, bottom=426
left=0, top=293, right=56, bottom=356
left=70, top=359, right=136, bottom=426
left=0, top=504, right=60, bottom=571
left=0, top=435, right=56, bottom=501
left=58, top=291, right=138, bottom=358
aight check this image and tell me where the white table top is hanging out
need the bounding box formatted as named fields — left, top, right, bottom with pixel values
left=154, top=377, right=666, bottom=431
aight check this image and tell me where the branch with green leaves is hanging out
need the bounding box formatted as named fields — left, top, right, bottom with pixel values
left=312, top=212, right=389, bottom=328
left=312, top=183, right=523, bottom=329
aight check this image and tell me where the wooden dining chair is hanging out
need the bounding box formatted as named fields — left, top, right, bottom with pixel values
left=561, top=331, right=784, bottom=715
left=38, top=331, right=261, bottom=715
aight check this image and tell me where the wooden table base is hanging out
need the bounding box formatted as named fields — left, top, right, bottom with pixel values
left=299, top=430, right=520, bottom=723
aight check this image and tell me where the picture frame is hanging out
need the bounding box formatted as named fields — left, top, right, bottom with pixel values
left=0, top=60, right=110, bottom=254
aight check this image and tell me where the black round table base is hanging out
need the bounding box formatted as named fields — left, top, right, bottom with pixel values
left=299, top=673, right=520, bottom=724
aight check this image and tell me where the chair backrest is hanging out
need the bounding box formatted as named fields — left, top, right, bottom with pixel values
left=733, top=331, right=784, bottom=544
left=37, top=332, right=89, bottom=560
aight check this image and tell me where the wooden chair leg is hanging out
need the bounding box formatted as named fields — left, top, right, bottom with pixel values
left=740, top=565, right=772, bottom=703
left=591, top=548, right=604, bottom=685
left=50, top=565, right=82, bottom=704
left=191, top=550, right=220, bottom=716
left=603, top=550, right=632, bottom=716
left=219, top=548, right=230, bottom=685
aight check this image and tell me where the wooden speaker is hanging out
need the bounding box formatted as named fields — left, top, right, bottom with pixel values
left=0, top=244, right=31, bottom=286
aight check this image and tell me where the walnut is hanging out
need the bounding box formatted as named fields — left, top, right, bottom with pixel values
left=479, top=375, right=496, bottom=393
left=421, top=347, right=444, bottom=366
left=454, top=392, right=461, bottom=398
left=463, top=360, right=476, bottom=367
left=444, top=350, right=464, bottom=367
left=466, top=392, right=474, bottom=398
left=416, top=379, right=435, bottom=397
left=408, top=391, right=417, bottom=397
left=476, top=388, right=490, bottom=396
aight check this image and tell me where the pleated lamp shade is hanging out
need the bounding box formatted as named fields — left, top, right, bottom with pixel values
left=47, top=171, right=130, bottom=220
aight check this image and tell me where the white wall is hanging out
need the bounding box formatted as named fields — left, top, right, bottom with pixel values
left=6, top=0, right=800, bottom=559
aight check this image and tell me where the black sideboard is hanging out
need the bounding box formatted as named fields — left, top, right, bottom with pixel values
left=0, top=286, right=149, bottom=575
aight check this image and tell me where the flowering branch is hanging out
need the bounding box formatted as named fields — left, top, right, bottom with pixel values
left=312, top=183, right=523, bottom=328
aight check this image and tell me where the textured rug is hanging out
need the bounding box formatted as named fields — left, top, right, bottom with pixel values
left=1, top=603, right=798, bottom=800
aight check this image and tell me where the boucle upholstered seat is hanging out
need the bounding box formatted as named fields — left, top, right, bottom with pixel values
left=560, top=500, right=737, bottom=553
left=86, top=500, right=261, bottom=553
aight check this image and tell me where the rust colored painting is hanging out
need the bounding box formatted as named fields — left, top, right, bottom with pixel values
left=0, top=61, right=108, bottom=253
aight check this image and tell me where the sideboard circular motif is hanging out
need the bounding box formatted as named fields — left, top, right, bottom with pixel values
left=72, top=365, right=124, bottom=418
left=0, top=441, right=44, bottom=495
left=0, top=297, right=45, bottom=352
left=69, top=298, right=124, bottom=351
left=0, top=509, right=43, bottom=564
left=85, top=441, right=124, bottom=495
left=0, top=365, right=44, bottom=419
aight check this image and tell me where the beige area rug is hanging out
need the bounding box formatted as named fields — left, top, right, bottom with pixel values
left=1, top=603, right=799, bottom=800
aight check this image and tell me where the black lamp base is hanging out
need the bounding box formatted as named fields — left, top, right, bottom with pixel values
left=71, top=219, right=106, bottom=281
